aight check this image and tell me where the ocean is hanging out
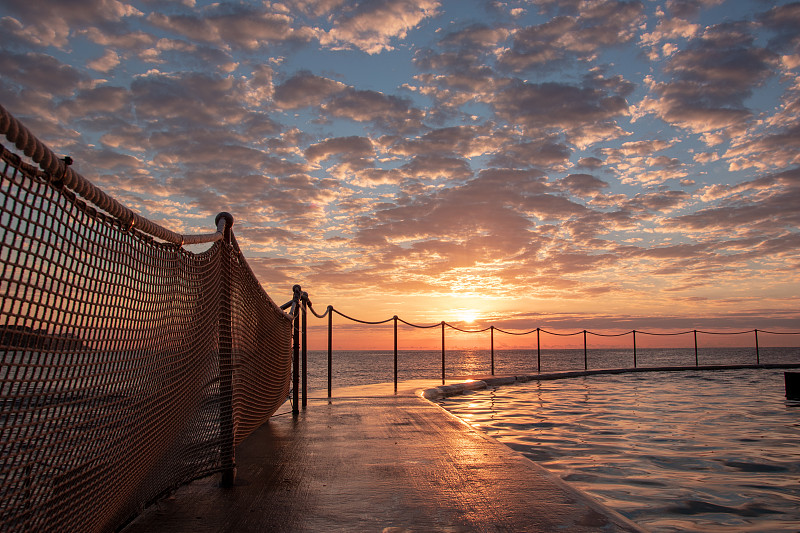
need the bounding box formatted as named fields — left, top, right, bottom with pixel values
left=301, top=346, right=799, bottom=392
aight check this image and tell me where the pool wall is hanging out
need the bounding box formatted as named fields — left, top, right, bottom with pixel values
left=421, top=362, right=800, bottom=400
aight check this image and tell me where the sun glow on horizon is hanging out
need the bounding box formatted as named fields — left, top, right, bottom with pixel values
left=456, top=310, right=479, bottom=324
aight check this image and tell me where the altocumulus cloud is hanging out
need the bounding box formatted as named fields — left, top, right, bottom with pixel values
left=0, top=0, right=798, bottom=331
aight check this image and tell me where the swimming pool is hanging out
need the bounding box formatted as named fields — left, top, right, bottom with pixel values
left=438, top=368, right=800, bottom=532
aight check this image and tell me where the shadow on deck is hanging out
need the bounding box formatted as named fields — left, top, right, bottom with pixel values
left=122, top=379, right=644, bottom=532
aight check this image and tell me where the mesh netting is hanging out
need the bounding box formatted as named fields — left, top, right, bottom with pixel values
left=0, top=143, right=292, bottom=532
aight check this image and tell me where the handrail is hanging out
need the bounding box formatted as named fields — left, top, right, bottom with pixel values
left=0, top=104, right=224, bottom=246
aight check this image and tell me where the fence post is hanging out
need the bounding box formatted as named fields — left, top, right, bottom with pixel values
left=394, top=316, right=398, bottom=394
left=292, top=286, right=301, bottom=416
left=755, top=329, right=760, bottom=364
left=301, top=293, right=308, bottom=410
left=583, top=330, right=587, bottom=370
left=216, top=212, right=236, bottom=487
left=441, top=321, right=445, bottom=385
left=632, top=330, right=637, bottom=368
left=694, top=330, right=698, bottom=366
left=490, top=326, right=495, bottom=376
left=327, top=306, right=332, bottom=399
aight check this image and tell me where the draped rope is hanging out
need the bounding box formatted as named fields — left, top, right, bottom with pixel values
left=0, top=104, right=222, bottom=246
left=311, top=307, right=800, bottom=338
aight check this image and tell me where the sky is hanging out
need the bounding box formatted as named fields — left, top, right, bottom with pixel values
left=1, top=0, right=799, bottom=349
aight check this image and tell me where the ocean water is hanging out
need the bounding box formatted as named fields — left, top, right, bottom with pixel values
left=438, top=367, right=800, bottom=532
left=301, top=346, right=799, bottom=392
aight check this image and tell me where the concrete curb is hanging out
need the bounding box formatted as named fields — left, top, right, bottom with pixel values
left=421, top=362, right=800, bottom=400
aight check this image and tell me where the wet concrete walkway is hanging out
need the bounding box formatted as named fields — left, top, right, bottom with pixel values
left=123, top=379, right=644, bottom=532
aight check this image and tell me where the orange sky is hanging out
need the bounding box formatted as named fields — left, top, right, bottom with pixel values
left=2, top=0, right=799, bottom=350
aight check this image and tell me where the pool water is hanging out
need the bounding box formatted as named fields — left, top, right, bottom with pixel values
left=438, top=368, right=800, bottom=532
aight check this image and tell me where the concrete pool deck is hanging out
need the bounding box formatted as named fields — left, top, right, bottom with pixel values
left=123, top=377, right=644, bottom=533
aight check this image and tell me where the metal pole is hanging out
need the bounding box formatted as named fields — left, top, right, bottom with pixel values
left=583, top=330, right=587, bottom=370
left=292, top=307, right=300, bottom=415
left=301, top=295, right=307, bottom=410
left=755, top=329, right=760, bottom=364
left=327, top=306, right=332, bottom=399
left=290, top=284, right=301, bottom=416
left=441, top=321, right=445, bottom=385
left=537, top=328, right=541, bottom=373
left=633, top=330, right=637, bottom=368
left=694, top=330, right=698, bottom=366
left=216, top=212, right=235, bottom=487
left=490, top=326, right=495, bottom=376
left=394, top=316, right=398, bottom=394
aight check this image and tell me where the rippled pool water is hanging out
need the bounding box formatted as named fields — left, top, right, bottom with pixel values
left=439, top=368, right=800, bottom=532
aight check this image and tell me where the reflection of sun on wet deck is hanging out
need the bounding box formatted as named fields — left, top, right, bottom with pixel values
left=122, top=381, right=645, bottom=533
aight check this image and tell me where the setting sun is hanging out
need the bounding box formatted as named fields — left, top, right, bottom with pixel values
left=457, top=311, right=479, bottom=324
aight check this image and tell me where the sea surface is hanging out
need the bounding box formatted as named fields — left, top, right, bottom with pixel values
left=302, top=346, right=799, bottom=392
left=438, top=367, right=800, bottom=532
left=301, top=348, right=800, bottom=531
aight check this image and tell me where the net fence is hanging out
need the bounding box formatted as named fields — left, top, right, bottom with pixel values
left=0, top=140, right=292, bottom=532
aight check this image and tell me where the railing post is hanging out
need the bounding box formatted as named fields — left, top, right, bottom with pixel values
left=327, top=306, right=333, bottom=399
left=694, top=330, right=698, bottom=366
left=537, top=327, right=541, bottom=373
left=292, top=286, right=301, bottom=416
left=583, top=330, right=587, bottom=370
left=633, top=330, right=637, bottom=368
left=441, top=321, right=445, bottom=385
left=215, top=212, right=236, bottom=487
left=490, top=326, right=495, bottom=376
left=755, top=329, right=760, bottom=364
left=301, top=293, right=308, bottom=410
left=393, top=316, right=398, bottom=394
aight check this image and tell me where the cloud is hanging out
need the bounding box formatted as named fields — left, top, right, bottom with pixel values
left=147, top=4, right=316, bottom=50
left=322, top=89, right=426, bottom=133
left=87, top=49, right=121, bottom=72
left=99, top=123, right=150, bottom=152
left=0, top=52, right=92, bottom=97
left=80, top=26, right=155, bottom=50
left=635, top=21, right=780, bottom=135
left=129, top=71, right=254, bottom=128
left=1, top=0, right=797, bottom=333
left=292, top=0, right=349, bottom=17
left=499, top=0, right=645, bottom=70
left=620, top=140, right=673, bottom=156
left=487, top=138, right=571, bottom=169
left=438, top=23, right=511, bottom=50
left=389, top=125, right=499, bottom=158
left=722, top=86, right=800, bottom=171
left=639, top=16, right=700, bottom=59
left=558, top=173, right=609, bottom=197
left=398, top=154, right=473, bottom=182
left=664, top=0, right=725, bottom=19
left=273, top=71, right=348, bottom=109
left=577, top=157, right=604, bottom=169
left=757, top=2, right=800, bottom=52
left=489, top=79, right=630, bottom=142
left=305, top=136, right=374, bottom=164
left=666, top=168, right=800, bottom=234
left=319, top=0, right=441, bottom=54
left=0, top=0, right=141, bottom=48
left=622, top=190, right=690, bottom=213
left=57, top=86, right=131, bottom=120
